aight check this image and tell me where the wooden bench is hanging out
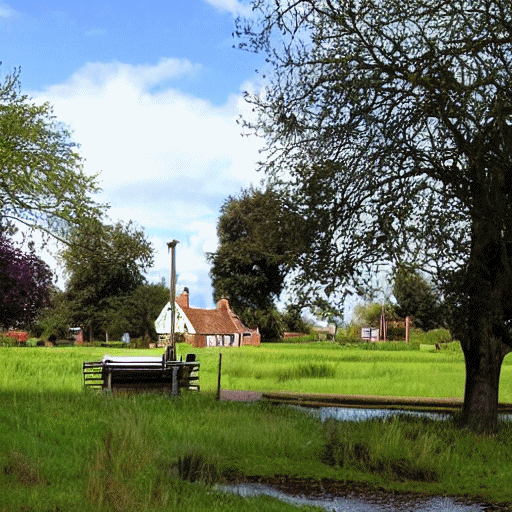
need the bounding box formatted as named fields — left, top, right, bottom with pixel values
left=83, top=355, right=199, bottom=394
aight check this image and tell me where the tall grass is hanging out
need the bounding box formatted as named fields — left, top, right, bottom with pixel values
left=0, top=388, right=324, bottom=512
left=1, top=344, right=512, bottom=510
left=2, top=341, right=510, bottom=400
left=320, top=414, right=512, bottom=502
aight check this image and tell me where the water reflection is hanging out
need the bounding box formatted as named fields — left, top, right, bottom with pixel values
left=220, top=483, right=485, bottom=512
left=313, top=407, right=512, bottom=423
left=317, top=407, right=451, bottom=422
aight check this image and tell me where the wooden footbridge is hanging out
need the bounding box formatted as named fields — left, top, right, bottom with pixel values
left=260, top=391, right=512, bottom=413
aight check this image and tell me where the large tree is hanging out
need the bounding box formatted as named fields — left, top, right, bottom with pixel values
left=208, top=186, right=306, bottom=340
left=61, top=217, right=154, bottom=340
left=0, top=233, right=52, bottom=328
left=237, top=0, right=512, bottom=430
left=101, top=282, right=170, bottom=341
left=0, top=69, right=102, bottom=239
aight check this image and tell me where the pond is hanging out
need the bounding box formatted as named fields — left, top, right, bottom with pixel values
left=218, top=483, right=487, bottom=512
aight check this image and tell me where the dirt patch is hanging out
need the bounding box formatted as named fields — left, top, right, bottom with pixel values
left=219, top=390, right=262, bottom=402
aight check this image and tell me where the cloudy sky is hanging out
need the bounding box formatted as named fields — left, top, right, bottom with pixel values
left=1, top=0, right=267, bottom=308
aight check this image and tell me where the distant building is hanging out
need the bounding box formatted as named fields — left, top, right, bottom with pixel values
left=155, top=289, right=260, bottom=348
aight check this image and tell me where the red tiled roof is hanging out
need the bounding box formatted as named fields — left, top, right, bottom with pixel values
left=184, top=307, right=241, bottom=335
left=175, top=291, right=257, bottom=336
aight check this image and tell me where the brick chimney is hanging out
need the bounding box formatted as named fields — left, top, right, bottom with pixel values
left=176, top=288, right=189, bottom=309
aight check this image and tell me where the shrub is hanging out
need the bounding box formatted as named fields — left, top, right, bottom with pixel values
left=0, top=335, right=17, bottom=347
left=386, top=323, right=406, bottom=340
left=424, top=328, right=452, bottom=345
left=336, top=335, right=363, bottom=345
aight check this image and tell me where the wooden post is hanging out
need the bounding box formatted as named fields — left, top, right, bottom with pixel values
left=167, top=240, right=179, bottom=362
left=171, top=366, right=179, bottom=397
left=405, top=316, right=410, bottom=343
left=216, top=353, right=222, bottom=401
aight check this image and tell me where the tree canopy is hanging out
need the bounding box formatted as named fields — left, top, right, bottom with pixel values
left=208, top=186, right=307, bottom=340
left=60, top=217, right=154, bottom=340
left=0, top=233, right=52, bottom=329
left=392, top=265, right=445, bottom=331
left=0, top=69, right=103, bottom=239
left=237, top=0, right=512, bottom=430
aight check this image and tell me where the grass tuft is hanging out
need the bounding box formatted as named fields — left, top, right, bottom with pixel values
left=320, top=417, right=442, bottom=483
left=173, top=449, right=221, bottom=484
left=277, top=363, right=336, bottom=382
left=2, top=451, right=46, bottom=486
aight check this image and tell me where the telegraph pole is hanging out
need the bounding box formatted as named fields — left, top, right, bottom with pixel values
left=166, top=240, right=179, bottom=362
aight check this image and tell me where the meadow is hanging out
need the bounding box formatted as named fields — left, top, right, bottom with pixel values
left=1, top=341, right=512, bottom=511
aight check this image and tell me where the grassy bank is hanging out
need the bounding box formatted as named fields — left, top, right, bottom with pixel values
left=200, top=341, right=512, bottom=403
left=1, top=344, right=512, bottom=510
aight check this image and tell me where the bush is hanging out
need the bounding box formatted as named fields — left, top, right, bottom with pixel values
left=271, top=333, right=318, bottom=343
left=129, top=338, right=151, bottom=349
left=336, top=335, right=363, bottom=345
left=386, top=323, right=406, bottom=341
left=423, top=328, right=452, bottom=345
left=0, top=335, right=17, bottom=347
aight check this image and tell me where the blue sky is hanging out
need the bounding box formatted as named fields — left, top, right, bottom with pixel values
left=1, top=0, right=266, bottom=308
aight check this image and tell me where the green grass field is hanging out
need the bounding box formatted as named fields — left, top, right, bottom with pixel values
left=1, top=342, right=512, bottom=511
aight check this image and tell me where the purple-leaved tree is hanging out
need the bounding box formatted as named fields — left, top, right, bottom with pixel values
left=0, top=234, right=52, bottom=329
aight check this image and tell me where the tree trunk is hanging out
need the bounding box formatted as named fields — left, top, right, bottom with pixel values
left=459, top=210, right=512, bottom=432
left=460, top=333, right=507, bottom=432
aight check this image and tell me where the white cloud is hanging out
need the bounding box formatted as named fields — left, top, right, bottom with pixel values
left=31, top=58, right=263, bottom=308
left=0, top=3, right=18, bottom=18
left=203, top=0, right=252, bottom=16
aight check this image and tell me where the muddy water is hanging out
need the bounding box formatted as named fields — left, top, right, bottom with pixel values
left=219, top=483, right=486, bottom=511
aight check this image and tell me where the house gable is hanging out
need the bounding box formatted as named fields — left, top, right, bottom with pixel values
left=155, top=290, right=260, bottom=347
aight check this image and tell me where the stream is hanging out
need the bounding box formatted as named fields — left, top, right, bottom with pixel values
left=217, top=406, right=507, bottom=511
left=218, top=483, right=487, bottom=511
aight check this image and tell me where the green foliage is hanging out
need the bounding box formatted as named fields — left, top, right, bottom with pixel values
left=59, top=217, right=154, bottom=340
left=393, top=266, right=445, bottom=331
left=353, top=303, right=397, bottom=327
left=0, top=335, right=17, bottom=347
left=0, top=68, right=103, bottom=237
left=237, top=0, right=512, bottom=428
left=420, top=328, right=453, bottom=345
left=239, top=307, right=284, bottom=342
left=386, top=323, right=405, bottom=341
left=281, top=305, right=311, bottom=335
left=208, top=186, right=307, bottom=341
left=209, top=187, right=297, bottom=310
left=33, top=287, right=72, bottom=340
left=100, top=282, right=169, bottom=341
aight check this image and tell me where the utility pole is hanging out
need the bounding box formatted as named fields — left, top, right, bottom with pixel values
left=166, top=240, right=179, bottom=362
